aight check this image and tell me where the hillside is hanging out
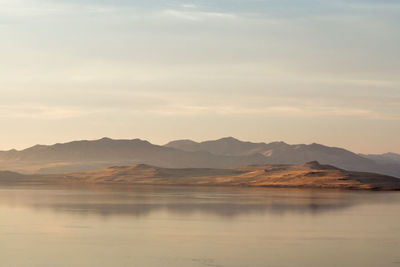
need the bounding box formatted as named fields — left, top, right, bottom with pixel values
left=2, top=162, right=399, bottom=190
left=61, top=161, right=400, bottom=190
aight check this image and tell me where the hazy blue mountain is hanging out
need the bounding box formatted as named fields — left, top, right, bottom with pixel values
left=166, top=137, right=372, bottom=166
left=360, top=153, right=400, bottom=177
left=165, top=137, right=272, bottom=156
left=166, top=137, right=400, bottom=177
left=361, top=153, right=400, bottom=165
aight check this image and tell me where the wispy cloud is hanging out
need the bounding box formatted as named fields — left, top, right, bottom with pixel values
left=131, top=96, right=400, bottom=121
left=0, top=104, right=94, bottom=120
left=162, top=8, right=238, bottom=21
left=181, top=3, right=197, bottom=9
left=336, top=1, right=400, bottom=11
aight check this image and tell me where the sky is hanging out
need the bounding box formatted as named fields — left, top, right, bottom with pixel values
left=0, top=0, right=399, bottom=153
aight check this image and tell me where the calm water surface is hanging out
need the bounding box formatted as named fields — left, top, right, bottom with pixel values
left=0, top=185, right=399, bottom=267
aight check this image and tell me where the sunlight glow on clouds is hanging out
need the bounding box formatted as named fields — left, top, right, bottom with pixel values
left=0, top=104, right=93, bottom=120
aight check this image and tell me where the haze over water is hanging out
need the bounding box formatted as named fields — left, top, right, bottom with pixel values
left=1, top=186, right=399, bottom=267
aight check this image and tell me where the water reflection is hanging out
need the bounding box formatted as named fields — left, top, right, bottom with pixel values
left=1, top=185, right=398, bottom=218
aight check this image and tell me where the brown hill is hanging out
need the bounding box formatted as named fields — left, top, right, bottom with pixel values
left=3, top=161, right=398, bottom=190
left=62, top=161, right=400, bottom=190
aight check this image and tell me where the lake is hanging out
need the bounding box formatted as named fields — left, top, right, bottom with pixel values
left=1, top=185, right=399, bottom=267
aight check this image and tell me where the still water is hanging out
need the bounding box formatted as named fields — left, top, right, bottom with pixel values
left=0, top=185, right=399, bottom=267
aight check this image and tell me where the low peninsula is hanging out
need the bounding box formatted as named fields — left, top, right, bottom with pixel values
left=1, top=161, right=399, bottom=190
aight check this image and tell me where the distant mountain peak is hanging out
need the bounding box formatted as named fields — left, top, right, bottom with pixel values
left=384, top=152, right=400, bottom=156
left=306, top=160, right=320, bottom=165
left=165, top=139, right=198, bottom=145
left=218, top=136, right=241, bottom=142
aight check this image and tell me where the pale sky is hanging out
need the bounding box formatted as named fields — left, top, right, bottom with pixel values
left=0, top=0, right=399, bottom=153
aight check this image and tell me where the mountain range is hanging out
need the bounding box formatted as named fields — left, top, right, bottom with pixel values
left=0, top=137, right=399, bottom=177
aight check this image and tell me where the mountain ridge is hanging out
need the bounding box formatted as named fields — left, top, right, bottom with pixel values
left=165, top=137, right=380, bottom=173
left=0, top=137, right=399, bottom=177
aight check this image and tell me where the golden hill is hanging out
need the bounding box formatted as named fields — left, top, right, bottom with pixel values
left=57, top=161, right=400, bottom=190
left=1, top=161, right=399, bottom=190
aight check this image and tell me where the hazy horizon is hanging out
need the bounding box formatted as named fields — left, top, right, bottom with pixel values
left=1, top=0, right=399, bottom=154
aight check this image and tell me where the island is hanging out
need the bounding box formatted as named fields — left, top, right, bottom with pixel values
left=1, top=161, right=399, bottom=190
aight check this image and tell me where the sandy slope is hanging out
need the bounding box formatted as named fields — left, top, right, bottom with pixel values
left=2, top=161, right=395, bottom=190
